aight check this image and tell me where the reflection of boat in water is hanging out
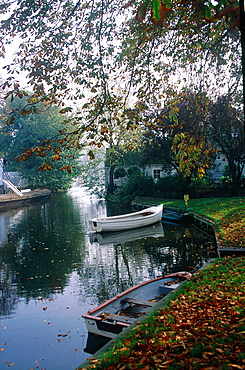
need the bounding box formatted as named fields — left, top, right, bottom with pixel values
left=84, top=333, right=111, bottom=354
left=90, top=222, right=164, bottom=245
left=82, top=271, right=191, bottom=339
left=89, top=204, right=163, bottom=232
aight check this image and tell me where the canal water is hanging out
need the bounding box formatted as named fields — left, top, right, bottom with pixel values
left=0, top=187, right=218, bottom=369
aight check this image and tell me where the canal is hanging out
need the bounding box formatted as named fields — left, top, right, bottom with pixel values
left=0, top=187, right=218, bottom=369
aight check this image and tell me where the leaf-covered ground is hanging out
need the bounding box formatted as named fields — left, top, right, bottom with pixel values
left=81, top=257, right=245, bottom=370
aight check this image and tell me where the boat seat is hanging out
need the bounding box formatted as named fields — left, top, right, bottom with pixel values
left=159, top=283, right=180, bottom=295
left=121, top=297, right=155, bottom=307
left=103, top=313, right=136, bottom=324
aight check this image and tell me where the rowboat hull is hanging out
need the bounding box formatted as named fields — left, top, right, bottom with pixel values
left=162, top=207, right=194, bottom=224
left=82, top=271, right=191, bottom=339
left=89, top=204, right=163, bottom=232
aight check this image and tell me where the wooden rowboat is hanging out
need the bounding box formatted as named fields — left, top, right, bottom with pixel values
left=82, top=271, right=192, bottom=339
left=89, top=204, right=163, bottom=232
left=162, top=207, right=194, bottom=224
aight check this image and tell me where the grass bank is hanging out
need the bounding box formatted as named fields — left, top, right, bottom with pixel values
left=133, top=196, right=245, bottom=249
left=79, top=257, right=245, bottom=370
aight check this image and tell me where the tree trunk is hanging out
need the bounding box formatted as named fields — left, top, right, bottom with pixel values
left=240, top=0, right=245, bottom=145
left=108, top=165, right=115, bottom=194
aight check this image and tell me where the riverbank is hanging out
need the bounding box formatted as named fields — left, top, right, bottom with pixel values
left=78, top=256, right=245, bottom=370
left=132, top=196, right=245, bottom=252
left=0, top=188, right=51, bottom=211
left=77, top=195, right=245, bottom=370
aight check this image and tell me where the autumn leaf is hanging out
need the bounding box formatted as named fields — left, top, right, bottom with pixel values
left=52, top=154, right=61, bottom=161
left=37, top=162, right=53, bottom=171
left=6, top=116, right=15, bottom=125
left=136, top=0, right=150, bottom=22
left=151, top=0, right=171, bottom=25
left=59, top=107, right=73, bottom=114
left=87, top=150, right=95, bottom=159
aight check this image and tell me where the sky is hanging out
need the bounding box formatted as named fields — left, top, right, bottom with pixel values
left=0, top=37, right=29, bottom=88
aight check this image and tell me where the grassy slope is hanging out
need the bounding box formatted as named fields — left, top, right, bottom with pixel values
left=78, top=196, right=245, bottom=370
left=81, top=257, right=245, bottom=370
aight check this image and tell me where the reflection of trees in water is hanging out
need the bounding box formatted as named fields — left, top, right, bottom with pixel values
left=141, top=223, right=218, bottom=276
left=80, top=221, right=218, bottom=304
left=78, top=240, right=155, bottom=304
left=0, top=194, right=85, bottom=301
left=0, top=193, right=218, bottom=313
left=0, top=263, right=19, bottom=316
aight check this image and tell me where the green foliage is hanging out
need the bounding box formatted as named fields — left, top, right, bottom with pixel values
left=115, top=172, right=155, bottom=204
left=153, top=174, right=213, bottom=198
left=136, top=0, right=240, bottom=28
left=187, top=176, right=215, bottom=197
left=0, top=95, right=81, bottom=191
left=127, top=166, right=141, bottom=177
left=114, top=167, right=127, bottom=179
left=208, top=95, right=245, bottom=195
left=154, top=175, right=183, bottom=198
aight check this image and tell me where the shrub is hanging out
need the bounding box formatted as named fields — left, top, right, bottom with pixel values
left=114, top=167, right=127, bottom=179
left=154, top=175, right=183, bottom=198
left=127, top=166, right=141, bottom=177
left=115, top=173, right=155, bottom=204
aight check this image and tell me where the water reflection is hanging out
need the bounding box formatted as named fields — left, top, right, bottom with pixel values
left=90, top=222, right=165, bottom=244
left=0, top=187, right=218, bottom=369
left=1, top=193, right=84, bottom=303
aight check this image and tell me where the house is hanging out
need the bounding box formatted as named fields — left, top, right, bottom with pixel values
left=105, top=154, right=245, bottom=189
left=0, top=158, right=28, bottom=194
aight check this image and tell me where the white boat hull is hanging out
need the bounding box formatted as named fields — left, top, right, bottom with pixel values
left=89, top=204, right=163, bottom=232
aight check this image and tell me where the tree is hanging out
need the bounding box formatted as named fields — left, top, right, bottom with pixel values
left=78, top=147, right=108, bottom=197
left=0, top=0, right=242, bottom=159
left=115, top=167, right=155, bottom=205
left=208, top=95, right=245, bottom=195
left=135, top=0, right=241, bottom=28
left=0, top=0, right=242, bottom=202
left=114, top=167, right=127, bottom=185
left=134, top=0, right=244, bottom=134
left=86, top=93, right=143, bottom=193
left=141, top=91, right=216, bottom=188
left=0, top=94, right=82, bottom=190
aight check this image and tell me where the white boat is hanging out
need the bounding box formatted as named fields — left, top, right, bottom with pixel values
left=82, top=271, right=192, bottom=339
left=89, top=204, right=163, bottom=232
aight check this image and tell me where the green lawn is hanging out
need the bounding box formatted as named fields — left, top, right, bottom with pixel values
left=134, top=196, right=245, bottom=248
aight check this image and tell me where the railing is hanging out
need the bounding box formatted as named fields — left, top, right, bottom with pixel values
left=2, top=179, right=23, bottom=197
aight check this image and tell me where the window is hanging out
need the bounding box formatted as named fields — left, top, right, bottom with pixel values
left=153, top=169, right=161, bottom=179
